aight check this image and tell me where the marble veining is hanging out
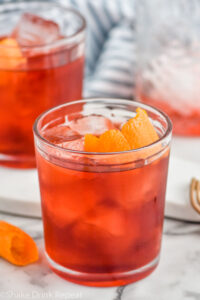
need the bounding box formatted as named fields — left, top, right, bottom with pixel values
left=113, top=286, right=126, bottom=300
left=0, top=212, right=200, bottom=300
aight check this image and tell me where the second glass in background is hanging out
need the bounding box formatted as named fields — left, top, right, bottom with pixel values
left=135, top=0, right=200, bottom=136
left=0, top=1, right=85, bottom=168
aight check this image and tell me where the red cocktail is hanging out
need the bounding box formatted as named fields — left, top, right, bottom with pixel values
left=34, top=99, right=172, bottom=287
left=0, top=2, right=85, bottom=168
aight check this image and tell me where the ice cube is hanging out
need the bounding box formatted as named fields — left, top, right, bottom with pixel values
left=71, top=204, right=139, bottom=258
left=43, top=177, right=100, bottom=227
left=12, top=13, right=61, bottom=46
left=85, top=205, right=127, bottom=237
left=68, top=115, right=116, bottom=136
left=101, top=165, right=160, bottom=210
left=58, top=137, right=85, bottom=151
left=42, top=125, right=81, bottom=144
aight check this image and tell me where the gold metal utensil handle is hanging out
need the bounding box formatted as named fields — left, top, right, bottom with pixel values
left=190, top=178, right=200, bottom=214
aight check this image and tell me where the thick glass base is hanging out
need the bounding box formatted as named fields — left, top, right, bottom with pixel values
left=0, top=153, right=36, bottom=169
left=45, top=252, right=159, bottom=287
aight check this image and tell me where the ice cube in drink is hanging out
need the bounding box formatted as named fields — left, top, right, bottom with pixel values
left=12, top=13, right=61, bottom=46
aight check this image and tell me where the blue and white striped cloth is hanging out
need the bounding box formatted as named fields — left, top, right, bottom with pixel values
left=59, top=0, right=135, bottom=99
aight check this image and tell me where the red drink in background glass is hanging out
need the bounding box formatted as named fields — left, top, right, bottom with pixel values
left=0, top=2, right=85, bottom=168
left=135, top=0, right=200, bottom=136
left=136, top=91, right=200, bottom=136
left=34, top=99, right=172, bottom=287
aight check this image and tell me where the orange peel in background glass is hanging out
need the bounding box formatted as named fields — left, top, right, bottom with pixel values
left=0, top=221, right=38, bottom=266
left=0, top=38, right=26, bottom=69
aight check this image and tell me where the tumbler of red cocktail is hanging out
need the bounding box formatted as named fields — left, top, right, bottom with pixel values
left=34, top=99, right=172, bottom=287
left=0, top=1, right=85, bottom=168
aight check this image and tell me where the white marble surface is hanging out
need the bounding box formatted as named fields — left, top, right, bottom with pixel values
left=0, top=213, right=200, bottom=300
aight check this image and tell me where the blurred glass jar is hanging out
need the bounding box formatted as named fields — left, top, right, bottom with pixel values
left=134, top=0, right=200, bottom=136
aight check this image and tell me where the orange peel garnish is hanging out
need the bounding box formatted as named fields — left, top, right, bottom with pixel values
left=84, top=129, right=131, bottom=153
left=98, top=129, right=131, bottom=152
left=84, top=134, right=100, bottom=152
left=84, top=108, right=159, bottom=154
left=121, top=107, right=159, bottom=149
left=0, top=221, right=38, bottom=266
left=0, top=38, right=26, bottom=69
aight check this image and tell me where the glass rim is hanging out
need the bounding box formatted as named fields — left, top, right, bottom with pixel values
left=0, top=1, right=86, bottom=50
left=33, top=98, right=172, bottom=156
